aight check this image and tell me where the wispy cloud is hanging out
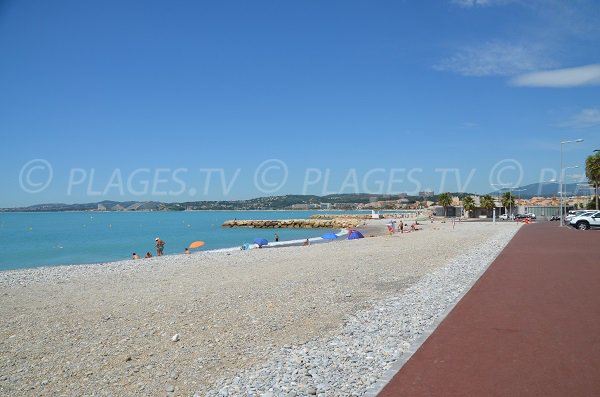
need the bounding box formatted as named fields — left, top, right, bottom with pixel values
left=558, top=107, right=600, bottom=128
left=510, top=64, right=600, bottom=87
left=433, top=42, right=555, bottom=76
left=441, top=1, right=600, bottom=81
left=450, top=0, right=513, bottom=8
left=461, top=122, right=480, bottom=129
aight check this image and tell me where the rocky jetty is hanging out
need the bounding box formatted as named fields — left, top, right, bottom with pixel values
left=222, top=218, right=362, bottom=229
left=310, top=214, right=374, bottom=220
left=311, top=212, right=425, bottom=220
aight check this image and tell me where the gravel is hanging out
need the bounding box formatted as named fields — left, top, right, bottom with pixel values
left=0, top=221, right=520, bottom=396
left=205, top=224, right=518, bottom=396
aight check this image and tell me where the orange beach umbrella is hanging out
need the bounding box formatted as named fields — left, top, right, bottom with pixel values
left=189, top=241, right=206, bottom=249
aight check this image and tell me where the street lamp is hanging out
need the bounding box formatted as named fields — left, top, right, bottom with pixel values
left=491, top=183, right=511, bottom=221
left=590, top=162, right=600, bottom=210
left=560, top=139, right=584, bottom=226
left=560, top=164, right=580, bottom=226
left=511, top=188, right=526, bottom=217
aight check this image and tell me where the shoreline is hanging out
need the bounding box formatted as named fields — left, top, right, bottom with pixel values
left=0, top=211, right=390, bottom=272
left=0, top=221, right=520, bottom=396
left=0, top=227, right=352, bottom=276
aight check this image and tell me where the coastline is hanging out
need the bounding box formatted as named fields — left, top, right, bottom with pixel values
left=0, top=211, right=347, bottom=271
left=0, top=220, right=520, bottom=396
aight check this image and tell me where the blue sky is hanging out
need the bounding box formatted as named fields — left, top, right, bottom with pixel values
left=1, top=0, right=599, bottom=206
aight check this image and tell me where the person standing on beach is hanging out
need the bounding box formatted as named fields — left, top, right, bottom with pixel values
left=399, top=220, right=404, bottom=233
left=274, top=233, right=279, bottom=242
left=155, top=237, right=165, bottom=256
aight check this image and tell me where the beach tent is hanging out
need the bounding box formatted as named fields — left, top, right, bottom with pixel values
left=321, top=232, right=338, bottom=240
left=347, top=230, right=364, bottom=240
left=254, top=238, right=268, bottom=247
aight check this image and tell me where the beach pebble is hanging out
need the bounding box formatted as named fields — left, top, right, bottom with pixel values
left=0, top=222, right=519, bottom=397
left=203, top=224, right=519, bottom=396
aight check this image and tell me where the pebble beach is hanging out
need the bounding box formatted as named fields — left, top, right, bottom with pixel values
left=0, top=220, right=520, bottom=396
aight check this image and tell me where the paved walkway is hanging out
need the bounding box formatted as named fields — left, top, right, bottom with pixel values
left=378, top=222, right=600, bottom=397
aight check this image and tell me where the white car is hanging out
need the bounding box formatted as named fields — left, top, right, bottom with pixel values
left=569, top=211, right=600, bottom=230
left=499, top=214, right=508, bottom=220
left=565, top=210, right=592, bottom=223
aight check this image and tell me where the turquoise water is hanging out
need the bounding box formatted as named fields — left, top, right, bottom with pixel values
left=0, top=211, right=347, bottom=271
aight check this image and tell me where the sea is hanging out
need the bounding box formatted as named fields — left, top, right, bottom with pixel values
left=0, top=211, right=373, bottom=271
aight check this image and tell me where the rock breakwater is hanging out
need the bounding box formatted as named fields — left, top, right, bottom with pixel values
left=222, top=219, right=362, bottom=229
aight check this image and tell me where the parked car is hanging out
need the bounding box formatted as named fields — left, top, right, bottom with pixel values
left=499, top=214, right=508, bottom=220
left=564, top=210, right=591, bottom=223
left=569, top=211, right=600, bottom=230
left=525, top=213, right=536, bottom=219
left=549, top=215, right=560, bottom=221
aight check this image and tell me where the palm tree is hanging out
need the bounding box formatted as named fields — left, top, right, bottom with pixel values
left=462, top=196, right=475, bottom=218
left=501, top=192, right=515, bottom=217
left=480, top=194, right=495, bottom=217
left=437, top=192, right=452, bottom=217
left=585, top=152, right=600, bottom=210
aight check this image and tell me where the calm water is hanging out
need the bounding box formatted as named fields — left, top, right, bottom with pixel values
left=0, top=211, right=352, bottom=271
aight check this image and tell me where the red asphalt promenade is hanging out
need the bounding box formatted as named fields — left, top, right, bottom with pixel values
left=378, top=222, right=600, bottom=397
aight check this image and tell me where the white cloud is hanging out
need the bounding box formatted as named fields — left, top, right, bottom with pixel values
left=559, top=107, right=600, bottom=128
left=433, top=42, right=555, bottom=76
left=451, top=0, right=513, bottom=7
left=510, top=64, right=600, bottom=87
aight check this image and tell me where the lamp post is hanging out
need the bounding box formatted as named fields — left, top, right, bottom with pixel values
left=560, top=139, right=584, bottom=226
left=491, top=183, right=511, bottom=221
left=560, top=165, right=580, bottom=226
left=512, top=188, right=526, bottom=218
left=589, top=161, right=600, bottom=210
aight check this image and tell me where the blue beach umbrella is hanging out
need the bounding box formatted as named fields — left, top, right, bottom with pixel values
left=254, top=238, right=268, bottom=247
left=347, top=230, right=364, bottom=240
left=321, top=232, right=338, bottom=240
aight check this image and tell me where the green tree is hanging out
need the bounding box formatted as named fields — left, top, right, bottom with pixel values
left=480, top=194, right=496, bottom=217
left=462, top=196, right=476, bottom=218
left=585, top=152, right=600, bottom=210
left=501, top=191, right=515, bottom=216
left=437, top=192, right=452, bottom=217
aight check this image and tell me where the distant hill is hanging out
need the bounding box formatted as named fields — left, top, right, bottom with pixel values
left=3, top=187, right=594, bottom=212
left=1, top=194, right=419, bottom=212
left=489, top=182, right=592, bottom=198
left=5, top=200, right=148, bottom=212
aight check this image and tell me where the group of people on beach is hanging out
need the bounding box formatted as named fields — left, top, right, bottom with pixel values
left=387, top=220, right=420, bottom=234
left=132, top=237, right=174, bottom=260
